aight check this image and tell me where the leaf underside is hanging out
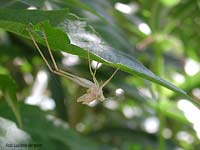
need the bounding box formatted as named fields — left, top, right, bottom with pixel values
left=0, top=9, right=198, bottom=106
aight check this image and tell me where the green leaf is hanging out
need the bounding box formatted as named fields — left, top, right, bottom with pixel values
left=90, top=128, right=176, bottom=149
left=0, top=0, right=27, bottom=9
left=0, top=9, right=198, bottom=106
left=4, top=0, right=102, bottom=19
left=160, top=0, right=180, bottom=7
left=0, top=74, right=23, bottom=128
left=0, top=117, right=32, bottom=150
left=17, top=0, right=45, bottom=8
left=0, top=103, right=99, bottom=150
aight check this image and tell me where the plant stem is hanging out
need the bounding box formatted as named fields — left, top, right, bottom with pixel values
left=155, top=46, right=166, bottom=150
left=158, top=96, right=165, bottom=150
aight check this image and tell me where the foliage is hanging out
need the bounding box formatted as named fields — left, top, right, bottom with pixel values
left=0, top=0, right=200, bottom=150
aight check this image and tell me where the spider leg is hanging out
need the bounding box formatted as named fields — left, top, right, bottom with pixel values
left=93, top=62, right=100, bottom=77
left=27, top=28, right=94, bottom=88
left=87, top=50, right=99, bottom=86
left=42, top=29, right=59, bottom=71
left=100, top=68, right=119, bottom=88
left=27, top=28, right=53, bottom=72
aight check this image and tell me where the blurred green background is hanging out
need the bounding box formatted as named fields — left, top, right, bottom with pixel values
left=0, top=0, right=200, bottom=150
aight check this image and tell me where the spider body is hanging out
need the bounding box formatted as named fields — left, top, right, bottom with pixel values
left=27, top=26, right=118, bottom=105
left=77, top=85, right=105, bottom=104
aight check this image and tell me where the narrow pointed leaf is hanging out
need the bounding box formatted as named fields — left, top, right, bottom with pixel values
left=0, top=9, right=198, bottom=106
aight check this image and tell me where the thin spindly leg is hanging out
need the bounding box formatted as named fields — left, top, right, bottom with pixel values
left=27, top=28, right=94, bottom=88
left=27, top=29, right=76, bottom=79
left=93, top=62, right=99, bottom=77
left=41, top=30, right=59, bottom=71
left=87, top=50, right=99, bottom=85
left=100, top=68, right=119, bottom=88
left=40, top=29, right=83, bottom=82
left=27, top=29, right=54, bottom=73
left=40, top=28, right=95, bottom=87
left=28, top=28, right=79, bottom=79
